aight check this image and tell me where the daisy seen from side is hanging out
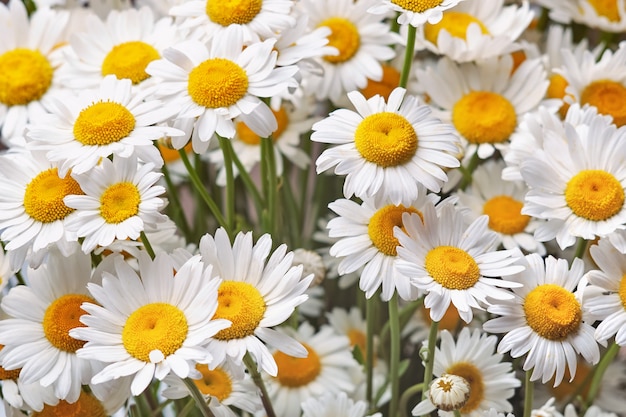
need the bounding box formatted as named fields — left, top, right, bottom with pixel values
left=535, top=0, right=626, bottom=33
left=368, top=0, right=466, bottom=27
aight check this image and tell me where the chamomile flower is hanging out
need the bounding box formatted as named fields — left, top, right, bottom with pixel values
left=368, top=0, right=466, bottom=27
left=63, top=156, right=168, bottom=253
left=199, top=228, right=313, bottom=377
left=312, top=87, right=460, bottom=206
left=0, top=0, right=69, bottom=141
left=520, top=109, right=626, bottom=249
left=416, top=55, right=548, bottom=159
left=30, top=390, right=122, bottom=417
left=535, top=0, right=626, bottom=33
left=483, top=254, right=600, bottom=386
left=394, top=202, right=524, bottom=324
left=145, top=29, right=298, bottom=150
left=297, top=0, right=399, bottom=104
left=70, top=253, right=230, bottom=396
left=301, top=391, right=382, bottom=417
left=412, top=374, right=471, bottom=415
left=0, top=247, right=98, bottom=403
left=59, top=7, right=180, bottom=89
left=264, top=322, right=358, bottom=417
left=414, top=0, right=534, bottom=62
left=26, top=75, right=182, bottom=176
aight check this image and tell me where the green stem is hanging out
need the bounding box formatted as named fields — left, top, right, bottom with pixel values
left=177, top=398, right=198, bottom=417
left=243, top=352, right=277, bottom=417
left=399, top=25, right=417, bottom=89
left=217, top=135, right=236, bottom=233
left=458, top=150, right=480, bottom=190
left=366, top=295, right=378, bottom=409
left=399, top=383, right=423, bottom=417
left=453, top=410, right=462, bottom=417
left=420, top=320, right=439, bottom=417
left=139, top=231, right=156, bottom=260
left=573, top=237, right=588, bottom=260
left=389, top=293, right=402, bottom=417
left=585, top=342, right=620, bottom=411
left=160, top=160, right=192, bottom=242
left=221, top=136, right=264, bottom=214
left=182, top=378, right=216, bottom=417
left=523, top=370, right=533, bottom=417
left=260, top=137, right=278, bottom=236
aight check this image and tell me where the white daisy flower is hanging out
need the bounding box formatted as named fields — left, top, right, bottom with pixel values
left=313, top=215, right=361, bottom=290
left=70, top=253, right=230, bottom=396
left=145, top=28, right=298, bottom=151
left=535, top=0, right=626, bottom=33
left=302, top=391, right=382, bottom=417
left=0, top=247, right=98, bottom=403
left=312, top=87, right=460, bottom=206
left=368, top=0, right=466, bottom=27
left=26, top=75, right=182, bottom=176
left=26, top=389, right=124, bottom=417
left=169, top=0, right=295, bottom=44
left=416, top=55, right=548, bottom=160
left=414, top=0, right=534, bottom=62
left=520, top=109, right=626, bottom=249
left=296, top=0, right=399, bottom=104
left=63, top=156, right=168, bottom=253
left=395, top=202, right=524, bottom=323
left=264, top=322, right=358, bottom=417
left=58, top=7, right=180, bottom=89
left=563, top=404, right=619, bottom=417
left=0, top=0, right=69, bottom=141
left=199, top=228, right=313, bottom=377
left=483, top=254, right=600, bottom=386
left=413, top=374, right=471, bottom=415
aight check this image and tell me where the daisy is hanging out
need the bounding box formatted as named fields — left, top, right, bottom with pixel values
left=535, top=0, right=626, bottom=33
left=63, top=156, right=168, bottom=253
left=199, top=228, right=313, bottom=376
left=264, top=322, right=358, bottom=417
left=26, top=75, right=182, bottom=176
left=0, top=247, right=98, bottom=403
left=483, top=254, right=600, bottom=386
left=368, top=0, right=466, bottom=27
left=301, top=391, right=382, bottom=417
left=394, top=201, right=524, bottom=323
left=29, top=389, right=125, bottom=417
left=413, top=374, right=472, bottom=415
left=414, top=0, right=534, bottom=62
left=416, top=54, right=548, bottom=159
left=563, top=404, right=620, bottom=417
left=520, top=108, right=626, bottom=250
left=312, top=87, right=460, bottom=206
left=58, top=7, right=180, bottom=90
left=70, top=252, right=230, bottom=395
left=326, top=188, right=439, bottom=300
left=0, top=0, right=69, bottom=141
left=296, top=0, right=399, bottom=104
left=145, top=28, right=298, bottom=150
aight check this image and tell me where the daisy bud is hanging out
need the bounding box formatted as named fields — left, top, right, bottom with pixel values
left=428, top=374, right=471, bottom=412
left=292, top=248, right=326, bottom=288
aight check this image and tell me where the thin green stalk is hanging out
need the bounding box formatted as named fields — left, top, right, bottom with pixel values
left=453, top=410, right=462, bottom=417
left=420, top=320, right=439, bottom=417
left=399, top=25, right=417, bottom=89
left=523, top=370, right=533, bottom=417
left=389, top=293, right=402, bottom=417
left=584, top=342, right=620, bottom=411
left=458, top=150, right=480, bottom=190
left=399, top=383, right=423, bottom=417
left=177, top=398, right=198, bottom=417
left=160, top=160, right=192, bottom=242
left=133, top=391, right=152, bottom=417
left=281, top=173, right=302, bottom=248
left=221, top=136, right=264, bottom=214
left=139, top=231, right=156, bottom=260
left=260, top=137, right=278, bottom=236
left=573, top=237, right=588, bottom=260
left=366, top=294, right=379, bottom=409
left=243, top=352, right=277, bottom=417
left=182, top=378, right=216, bottom=417
left=217, top=135, right=236, bottom=232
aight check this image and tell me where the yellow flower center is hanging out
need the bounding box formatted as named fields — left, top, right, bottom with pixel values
left=547, top=73, right=571, bottom=119
left=0, top=346, right=20, bottom=381
left=101, top=41, right=160, bottom=84
left=32, top=391, right=107, bottom=417
left=122, top=303, right=188, bottom=362
left=446, top=362, right=484, bottom=413
left=99, top=182, right=141, bottom=224
left=236, top=106, right=288, bottom=145
left=564, top=170, right=624, bottom=221
left=354, top=112, right=418, bottom=167
left=452, top=91, right=517, bottom=144
left=523, top=284, right=582, bottom=341
left=319, top=17, right=361, bottom=64
left=23, top=168, right=83, bottom=223
left=581, top=80, right=626, bottom=127
left=368, top=204, right=422, bottom=256
left=424, top=11, right=489, bottom=45
left=212, top=281, right=266, bottom=340
left=510, top=50, right=526, bottom=74
left=274, top=343, right=321, bottom=387
left=158, top=141, right=194, bottom=163
left=348, top=328, right=367, bottom=355
left=424, top=246, right=480, bottom=290
left=42, top=294, right=94, bottom=353
left=188, top=58, right=249, bottom=109
left=73, top=101, right=136, bottom=146
left=391, top=0, right=443, bottom=12
left=482, top=195, right=530, bottom=235
left=193, top=364, right=233, bottom=401
left=361, top=64, right=401, bottom=100
left=420, top=304, right=461, bottom=331
left=206, top=0, right=262, bottom=26
left=550, top=361, right=591, bottom=399
left=0, top=48, right=53, bottom=106
left=588, top=0, right=619, bottom=21
left=619, top=273, right=626, bottom=310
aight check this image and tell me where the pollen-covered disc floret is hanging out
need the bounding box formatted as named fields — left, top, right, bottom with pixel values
left=368, top=0, right=465, bottom=27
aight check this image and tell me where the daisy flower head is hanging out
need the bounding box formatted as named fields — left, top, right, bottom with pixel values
left=301, top=391, right=382, bottom=417
left=312, top=87, right=460, bottom=206
left=520, top=109, right=626, bottom=250
left=326, top=188, right=440, bottom=301
left=413, top=374, right=471, bottom=415
left=145, top=28, right=298, bottom=150
left=296, top=0, right=399, bottom=104
left=483, top=254, right=600, bottom=386
left=394, top=201, right=524, bottom=323
left=63, top=156, right=168, bottom=253
left=413, top=0, right=534, bottom=62
left=70, top=252, right=230, bottom=396
left=368, top=0, right=466, bottom=27
left=28, top=388, right=128, bottom=417
left=0, top=0, right=69, bottom=141
left=199, top=228, right=313, bottom=376
left=264, top=322, right=358, bottom=417
left=416, top=54, right=548, bottom=159
left=58, top=7, right=180, bottom=90
left=26, top=74, right=183, bottom=176
left=536, top=0, right=626, bottom=33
